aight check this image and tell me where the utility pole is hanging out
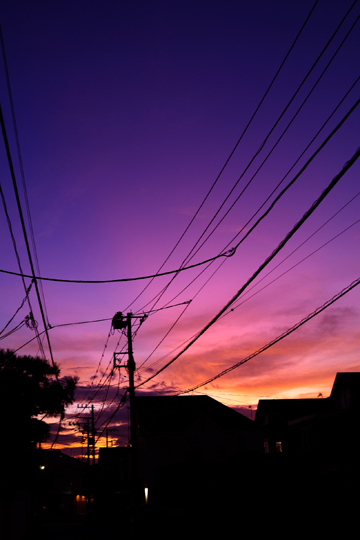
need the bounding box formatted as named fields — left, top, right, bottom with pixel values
left=127, top=313, right=137, bottom=478
left=113, top=311, right=144, bottom=513
left=77, top=404, right=96, bottom=465
left=105, top=428, right=117, bottom=448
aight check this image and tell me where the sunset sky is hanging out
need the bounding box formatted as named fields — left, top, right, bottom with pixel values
left=0, top=0, right=359, bottom=456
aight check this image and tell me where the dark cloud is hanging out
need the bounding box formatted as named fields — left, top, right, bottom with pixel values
left=315, top=307, right=356, bottom=338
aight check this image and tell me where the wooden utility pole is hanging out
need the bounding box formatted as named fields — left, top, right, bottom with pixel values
left=127, top=313, right=138, bottom=482
left=113, top=311, right=142, bottom=511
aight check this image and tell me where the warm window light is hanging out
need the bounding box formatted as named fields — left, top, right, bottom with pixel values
left=144, top=487, right=149, bottom=505
left=75, top=494, right=86, bottom=516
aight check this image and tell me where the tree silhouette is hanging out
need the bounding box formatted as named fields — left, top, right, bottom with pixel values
left=0, top=348, right=78, bottom=451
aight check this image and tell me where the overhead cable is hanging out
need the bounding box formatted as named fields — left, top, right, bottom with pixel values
left=0, top=279, right=33, bottom=336
left=135, top=146, right=360, bottom=389
left=177, top=0, right=358, bottom=270
left=227, top=209, right=360, bottom=315
left=177, top=276, right=360, bottom=395
left=0, top=23, right=51, bottom=329
left=121, top=0, right=319, bottom=312
left=229, top=99, right=360, bottom=255
left=137, top=214, right=360, bottom=378
left=134, top=75, right=360, bottom=318
left=0, top=105, right=56, bottom=370
left=0, top=158, right=45, bottom=357
left=188, top=24, right=360, bottom=265
left=134, top=95, right=360, bottom=371
left=0, top=249, right=234, bottom=284
left=131, top=4, right=359, bottom=323
left=13, top=317, right=112, bottom=353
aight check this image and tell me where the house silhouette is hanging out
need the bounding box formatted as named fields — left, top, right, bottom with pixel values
left=254, top=372, right=360, bottom=531
left=255, top=372, right=360, bottom=461
left=135, top=395, right=263, bottom=508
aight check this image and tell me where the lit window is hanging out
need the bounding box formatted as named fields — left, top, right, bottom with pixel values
left=275, top=441, right=283, bottom=453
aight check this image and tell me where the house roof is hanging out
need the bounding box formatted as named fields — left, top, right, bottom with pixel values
left=255, top=372, right=360, bottom=425
left=255, top=398, right=327, bottom=425
left=330, top=372, right=360, bottom=398
left=135, top=395, right=256, bottom=434
left=329, top=372, right=360, bottom=411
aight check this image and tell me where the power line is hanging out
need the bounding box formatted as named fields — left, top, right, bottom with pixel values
left=95, top=390, right=129, bottom=443
left=13, top=302, right=188, bottom=353
left=50, top=4, right=348, bottom=380
left=127, top=6, right=359, bottom=341
left=125, top=21, right=360, bottom=385
left=217, top=76, right=360, bottom=260
left=175, top=0, right=359, bottom=271
left=138, top=74, right=360, bottom=319
left=139, top=206, right=359, bottom=378
left=120, top=0, right=319, bottom=313
left=94, top=370, right=123, bottom=425
left=137, top=205, right=360, bottom=378
left=0, top=320, right=26, bottom=340
left=134, top=95, right=360, bottom=374
left=135, top=146, right=360, bottom=389
left=187, top=23, right=360, bottom=265
left=0, top=249, right=234, bottom=283
left=13, top=317, right=113, bottom=352
left=78, top=317, right=144, bottom=414
left=177, top=276, right=360, bottom=395
left=228, top=98, right=360, bottom=255
left=0, top=279, right=33, bottom=336
left=0, top=144, right=45, bottom=358
left=137, top=302, right=191, bottom=371
left=76, top=324, right=114, bottom=407
left=0, top=104, right=56, bottom=369
left=227, top=206, right=360, bottom=315
left=0, top=22, right=51, bottom=329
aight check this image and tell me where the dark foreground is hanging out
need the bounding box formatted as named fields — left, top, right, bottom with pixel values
left=18, top=490, right=358, bottom=540
left=3, top=451, right=359, bottom=539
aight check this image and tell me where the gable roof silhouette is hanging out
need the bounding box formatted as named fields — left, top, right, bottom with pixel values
left=256, top=372, right=360, bottom=425
left=330, top=372, right=360, bottom=397
left=255, top=397, right=327, bottom=425
left=136, top=395, right=255, bottom=434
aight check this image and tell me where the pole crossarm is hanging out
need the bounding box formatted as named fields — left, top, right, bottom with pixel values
left=113, top=351, right=127, bottom=369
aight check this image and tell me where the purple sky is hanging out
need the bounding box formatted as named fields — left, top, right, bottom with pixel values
left=0, top=1, right=359, bottom=456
